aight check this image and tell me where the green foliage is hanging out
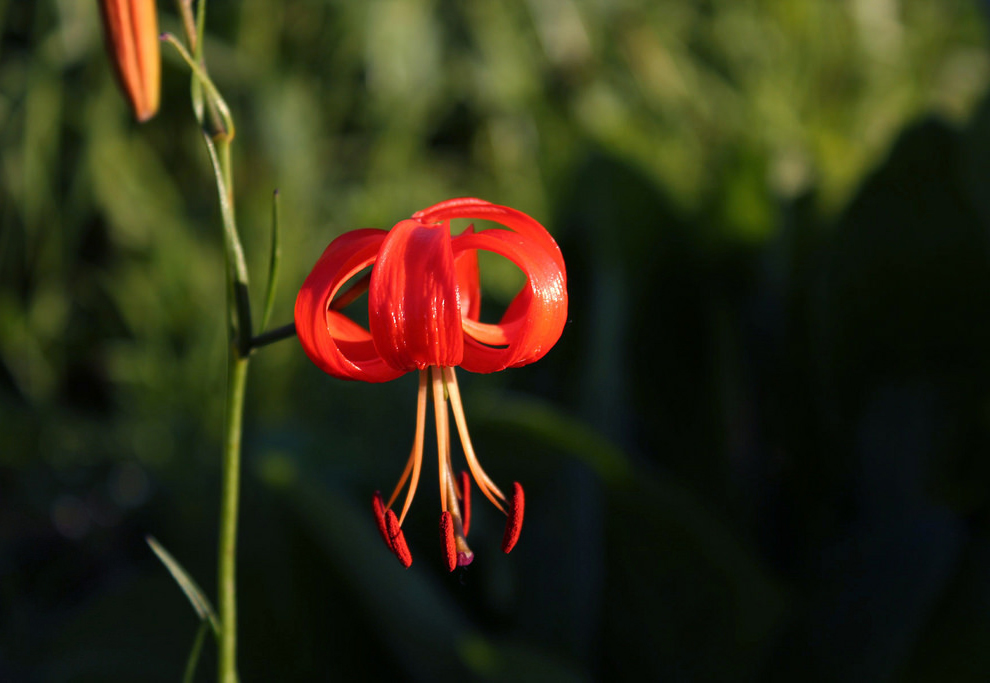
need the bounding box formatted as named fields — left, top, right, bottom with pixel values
left=3, top=1, right=990, bottom=681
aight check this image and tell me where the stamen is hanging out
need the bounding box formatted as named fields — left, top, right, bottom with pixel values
left=392, top=370, right=429, bottom=525
left=440, top=432, right=475, bottom=567
left=372, top=492, right=390, bottom=547
left=374, top=491, right=413, bottom=566
left=385, top=446, right=415, bottom=511
left=431, top=367, right=451, bottom=513
left=443, top=367, right=506, bottom=513
left=500, top=482, right=525, bottom=554
left=385, top=508, right=413, bottom=568
left=439, top=511, right=457, bottom=572
left=443, top=435, right=459, bottom=515
left=457, top=471, right=471, bottom=537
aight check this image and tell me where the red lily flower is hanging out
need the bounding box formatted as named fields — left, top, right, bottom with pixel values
left=295, top=198, right=567, bottom=570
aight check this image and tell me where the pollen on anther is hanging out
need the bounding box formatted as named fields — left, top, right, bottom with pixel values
left=439, top=511, right=457, bottom=572
left=372, top=492, right=390, bottom=547
left=500, top=482, right=525, bottom=554
left=385, top=508, right=413, bottom=568
left=457, top=471, right=471, bottom=537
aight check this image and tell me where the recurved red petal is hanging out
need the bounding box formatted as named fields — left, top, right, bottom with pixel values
left=368, top=219, right=464, bottom=371
left=414, top=198, right=565, bottom=274
left=452, top=229, right=568, bottom=372
left=454, top=226, right=481, bottom=321
left=295, top=229, right=404, bottom=382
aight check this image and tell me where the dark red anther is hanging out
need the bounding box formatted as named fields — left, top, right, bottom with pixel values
left=500, top=482, right=524, bottom=553
left=372, top=492, right=390, bottom=547
left=385, top=508, right=413, bottom=568
left=439, top=511, right=457, bottom=572
left=374, top=491, right=412, bottom=567
left=458, top=471, right=471, bottom=537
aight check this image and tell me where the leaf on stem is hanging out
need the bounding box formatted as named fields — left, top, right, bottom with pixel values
left=260, top=189, right=282, bottom=333
left=183, top=620, right=211, bottom=683
left=146, top=535, right=221, bottom=636
left=202, top=132, right=253, bottom=354
left=160, top=32, right=234, bottom=139
left=191, top=0, right=208, bottom=124
left=172, top=0, right=207, bottom=122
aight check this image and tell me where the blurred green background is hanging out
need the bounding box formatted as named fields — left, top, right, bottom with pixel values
left=3, top=0, right=990, bottom=680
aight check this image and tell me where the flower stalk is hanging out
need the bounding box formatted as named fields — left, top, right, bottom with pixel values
left=165, top=2, right=280, bottom=679
left=200, top=76, right=250, bottom=683
left=101, top=2, right=293, bottom=679
left=218, top=352, right=248, bottom=683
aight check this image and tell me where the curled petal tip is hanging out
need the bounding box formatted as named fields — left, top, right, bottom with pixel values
left=501, top=482, right=524, bottom=554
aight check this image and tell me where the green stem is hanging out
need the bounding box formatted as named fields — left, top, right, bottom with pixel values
left=165, top=7, right=255, bottom=680
left=218, top=352, right=248, bottom=683
left=211, top=134, right=249, bottom=683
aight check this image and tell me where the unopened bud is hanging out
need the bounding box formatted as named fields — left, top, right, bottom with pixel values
left=98, top=0, right=161, bottom=122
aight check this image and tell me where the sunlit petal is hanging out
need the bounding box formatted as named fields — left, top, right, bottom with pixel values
left=454, top=226, right=481, bottom=321
left=415, top=198, right=566, bottom=274
left=295, top=229, right=403, bottom=382
left=369, top=219, right=464, bottom=370
left=453, top=229, right=568, bottom=372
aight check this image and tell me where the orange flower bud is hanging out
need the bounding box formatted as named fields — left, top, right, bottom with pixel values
left=98, top=0, right=160, bottom=122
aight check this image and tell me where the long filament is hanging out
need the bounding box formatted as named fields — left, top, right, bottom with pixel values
left=431, top=367, right=451, bottom=512
left=444, top=367, right=506, bottom=513
left=395, top=370, right=429, bottom=525
left=385, top=372, right=427, bottom=511
left=385, top=448, right=415, bottom=511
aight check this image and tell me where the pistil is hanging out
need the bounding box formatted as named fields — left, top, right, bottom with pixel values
left=432, top=367, right=473, bottom=570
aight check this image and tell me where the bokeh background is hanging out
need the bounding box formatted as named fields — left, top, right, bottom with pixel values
left=3, top=0, right=990, bottom=680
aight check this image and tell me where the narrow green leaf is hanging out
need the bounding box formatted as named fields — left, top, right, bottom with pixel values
left=260, top=190, right=281, bottom=333
left=191, top=0, right=206, bottom=123
left=145, top=536, right=221, bottom=636
left=190, top=66, right=204, bottom=125
left=195, top=0, right=207, bottom=55
left=202, top=132, right=252, bottom=354
left=201, top=134, right=244, bottom=281
left=174, top=0, right=204, bottom=123
left=160, top=32, right=235, bottom=139
left=182, top=621, right=211, bottom=683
